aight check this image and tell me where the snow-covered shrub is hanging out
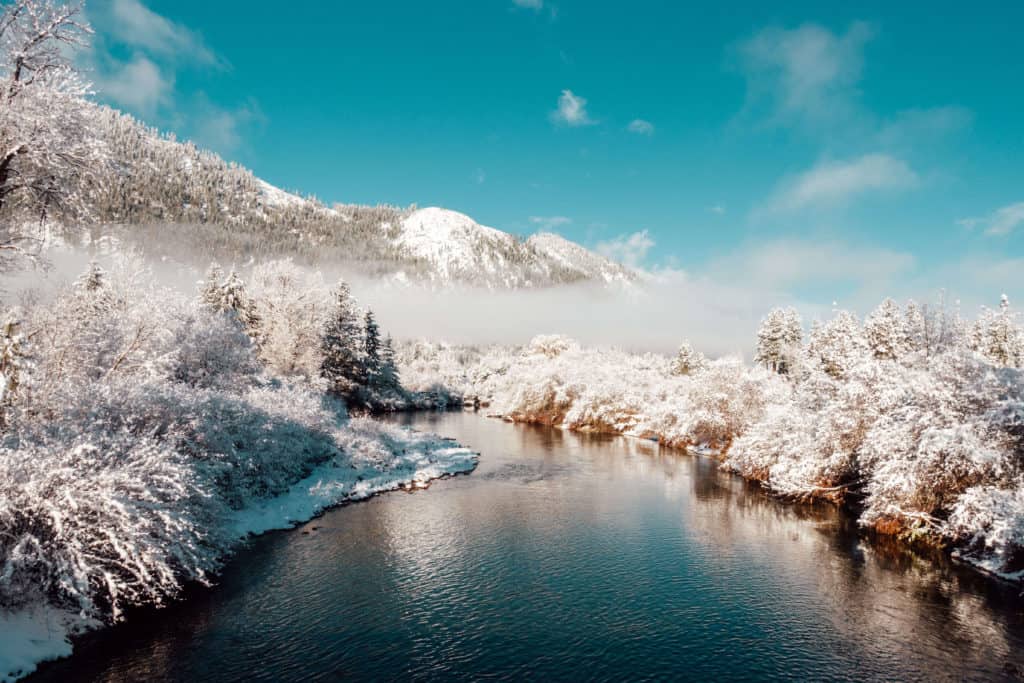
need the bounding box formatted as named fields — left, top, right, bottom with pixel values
left=0, top=434, right=223, bottom=620
left=949, top=484, right=1024, bottom=578
left=527, top=334, right=578, bottom=359
left=165, top=312, right=260, bottom=389
left=0, top=257, right=476, bottom=638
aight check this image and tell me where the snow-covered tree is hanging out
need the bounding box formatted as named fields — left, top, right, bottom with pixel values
left=863, top=298, right=909, bottom=360
left=198, top=262, right=225, bottom=309
left=198, top=265, right=262, bottom=346
left=806, top=309, right=867, bottom=379
left=250, top=259, right=328, bottom=379
left=0, top=308, right=28, bottom=426
left=755, top=307, right=802, bottom=375
left=75, top=258, right=106, bottom=292
left=363, top=309, right=382, bottom=387
left=971, top=294, right=1023, bottom=368
left=0, top=0, right=104, bottom=225
left=378, top=334, right=401, bottom=392
left=320, top=281, right=364, bottom=400
left=670, top=340, right=706, bottom=376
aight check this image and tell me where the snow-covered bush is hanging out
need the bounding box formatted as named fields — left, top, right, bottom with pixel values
left=0, top=255, right=477, bottom=645
left=949, top=484, right=1024, bottom=578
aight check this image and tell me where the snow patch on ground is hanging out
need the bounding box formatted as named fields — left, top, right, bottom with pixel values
left=233, top=433, right=478, bottom=536
left=256, top=179, right=308, bottom=210
left=0, top=608, right=96, bottom=683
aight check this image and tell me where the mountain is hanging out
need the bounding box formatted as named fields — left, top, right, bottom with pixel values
left=4, top=97, right=636, bottom=289
left=390, top=207, right=635, bottom=288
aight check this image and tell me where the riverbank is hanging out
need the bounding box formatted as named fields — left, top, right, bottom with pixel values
left=0, top=419, right=477, bottom=683
left=27, top=410, right=1024, bottom=682
left=400, top=332, right=1024, bottom=584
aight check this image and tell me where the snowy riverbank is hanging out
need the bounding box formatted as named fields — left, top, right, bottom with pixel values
left=1, top=419, right=477, bottom=683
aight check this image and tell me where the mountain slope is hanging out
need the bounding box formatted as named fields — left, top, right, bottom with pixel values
left=5, top=97, right=636, bottom=289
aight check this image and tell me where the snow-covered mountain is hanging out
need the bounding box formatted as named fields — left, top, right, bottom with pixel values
left=3, top=97, right=637, bottom=289
left=389, top=207, right=635, bottom=288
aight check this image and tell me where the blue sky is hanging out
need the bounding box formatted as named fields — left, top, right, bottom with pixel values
left=84, top=0, right=1023, bottom=314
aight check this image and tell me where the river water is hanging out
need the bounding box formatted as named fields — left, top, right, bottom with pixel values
left=29, top=411, right=1024, bottom=682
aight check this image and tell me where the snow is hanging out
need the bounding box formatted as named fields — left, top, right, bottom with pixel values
left=526, top=232, right=634, bottom=284
left=232, top=430, right=477, bottom=536
left=256, top=179, right=310, bottom=210
left=394, top=208, right=638, bottom=288
left=0, top=608, right=95, bottom=683
left=397, top=207, right=520, bottom=283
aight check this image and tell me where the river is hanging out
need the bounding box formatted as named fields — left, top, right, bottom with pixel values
left=28, top=411, right=1024, bottom=682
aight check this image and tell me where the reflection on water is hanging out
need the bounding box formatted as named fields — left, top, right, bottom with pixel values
left=29, top=412, right=1024, bottom=682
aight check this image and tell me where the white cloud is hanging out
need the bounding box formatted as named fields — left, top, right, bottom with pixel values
left=512, top=0, right=543, bottom=8
left=711, top=239, right=915, bottom=291
left=961, top=202, right=1024, bottom=237
left=474, top=168, right=486, bottom=185
left=551, top=89, right=595, bottom=127
left=93, top=54, right=171, bottom=112
left=767, top=154, right=918, bottom=212
left=737, top=21, right=872, bottom=127
left=529, top=216, right=572, bottom=230
left=107, top=0, right=218, bottom=64
left=709, top=205, right=726, bottom=215
left=876, top=106, right=972, bottom=147
left=627, top=119, right=654, bottom=135
left=595, top=230, right=654, bottom=268
left=190, top=98, right=264, bottom=154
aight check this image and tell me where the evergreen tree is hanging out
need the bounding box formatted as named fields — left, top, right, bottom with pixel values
left=864, top=298, right=909, bottom=360
left=379, top=334, right=402, bottom=392
left=198, top=262, right=225, bottom=309
left=670, top=340, right=706, bottom=376
left=755, top=307, right=802, bottom=375
left=320, top=282, right=364, bottom=399
left=75, top=260, right=107, bottom=293
left=971, top=294, right=1023, bottom=367
left=363, top=309, right=382, bottom=387
left=198, top=266, right=262, bottom=346
left=807, top=309, right=867, bottom=379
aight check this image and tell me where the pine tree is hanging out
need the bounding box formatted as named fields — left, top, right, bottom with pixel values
left=198, top=262, right=225, bottom=309
left=971, top=294, right=1023, bottom=367
left=670, top=340, right=706, bottom=376
left=75, top=259, right=107, bottom=293
left=864, top=298, right=909, bottom=360
left=198, top=266, right=262, bottom=346
left=320, top=282, right=364, bottom=399
left=363, top=309, right=382, bottom=388
left=379, top=334, right=402, bottom=392
left=756, top=307, right=802, bottom=375
left=807, top=309, right=867, bottom=379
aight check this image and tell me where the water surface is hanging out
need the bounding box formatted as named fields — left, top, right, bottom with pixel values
left=30, top=412, right=1024, bottom=682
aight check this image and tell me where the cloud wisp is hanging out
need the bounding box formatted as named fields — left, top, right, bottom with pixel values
left=960, top=202, right=1024, bottom=237
left=737, top=21, right=872, bottom=128
left=765, top=153, right=919, bottom=212
left=107, top=0, right=219, bottom=65
left=627, top=119, right=655, bottom=135
left=529, top=216, right=572, bottom=230
left=551, top=89, right=595, bottom=127
left=595, top=230, right=655, bottom=269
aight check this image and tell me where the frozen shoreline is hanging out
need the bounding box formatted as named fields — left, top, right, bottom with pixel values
left=0, top=426, right=478, bottom=683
